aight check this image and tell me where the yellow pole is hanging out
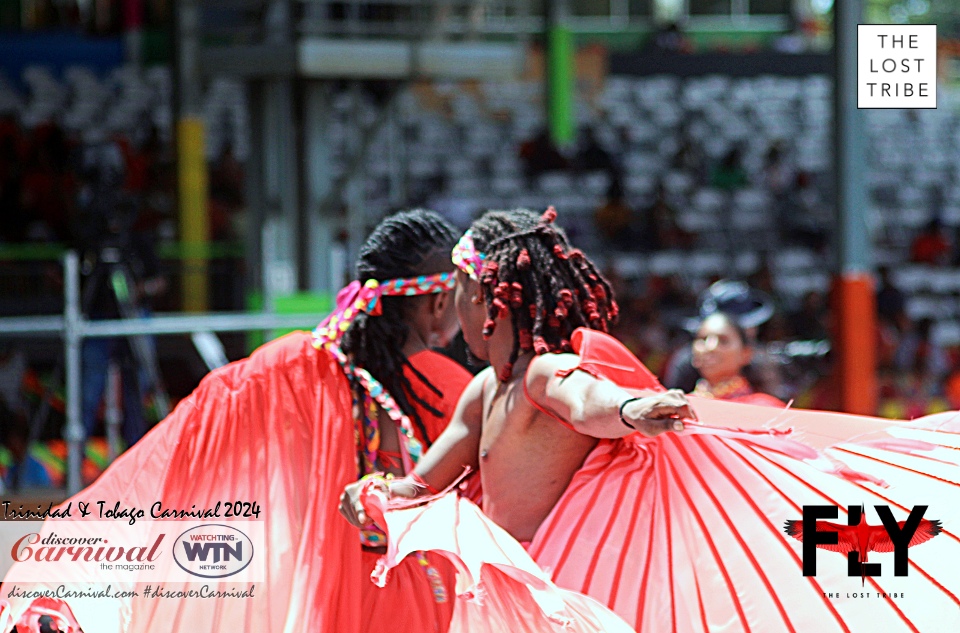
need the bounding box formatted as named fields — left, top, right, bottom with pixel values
left=177, top=117, right=210, bottom=313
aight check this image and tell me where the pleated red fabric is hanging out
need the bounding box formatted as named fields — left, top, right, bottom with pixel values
left=0, top=332, right=470, bottom=633
left=364, top=329, right=960, bottom=632
left=2, top=332, right=362, bottom=632
left=360, top=549, right=457, bottom=633
left=360, top=489, right=637, bottom=632
left=0, top=601, right=9, bottom=633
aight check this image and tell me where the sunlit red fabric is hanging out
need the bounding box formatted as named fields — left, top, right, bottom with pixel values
left=364, top=329, right=960, bottom=632
left=0, top=332, right=470, bottom=633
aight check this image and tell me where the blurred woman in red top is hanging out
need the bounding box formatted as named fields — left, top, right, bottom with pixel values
left=691, top=312, right=785, bottom=407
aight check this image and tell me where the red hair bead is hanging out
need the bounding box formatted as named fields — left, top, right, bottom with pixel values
left=533, top=336, right=549, bottom=354
left=519, top=329, right=533, bottom=350
left=517, top=249, right=531, bottom=269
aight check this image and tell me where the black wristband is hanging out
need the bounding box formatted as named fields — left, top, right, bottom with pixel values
left=619, top=396, right=645, bottom=430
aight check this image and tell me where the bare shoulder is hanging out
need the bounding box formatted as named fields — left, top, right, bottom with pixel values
left=453, top=366, right=494, bottom=425
left=524, top=352, right=582, bottom=389
left=467, top=365, right=496, bottom=400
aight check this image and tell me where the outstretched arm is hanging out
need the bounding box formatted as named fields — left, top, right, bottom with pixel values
left=524, top=353, right=695, bottom=439
left=339, top=367, right=488, bottom=527
left=391, top=366, right=487, bottom=497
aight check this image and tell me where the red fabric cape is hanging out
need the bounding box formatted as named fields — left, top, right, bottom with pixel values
left=0, top=332, right=471, bottom=633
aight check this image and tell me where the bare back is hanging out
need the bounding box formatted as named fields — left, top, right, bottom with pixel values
left=477, top=358, right=598, bottom=542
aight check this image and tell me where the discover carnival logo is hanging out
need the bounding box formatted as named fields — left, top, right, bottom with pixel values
left=173, top=524, right=254, bottom=579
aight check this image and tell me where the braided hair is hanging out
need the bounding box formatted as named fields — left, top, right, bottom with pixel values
left=469, top=208, right=618, bottom=381
left=340, top=209, right=460, bottom=446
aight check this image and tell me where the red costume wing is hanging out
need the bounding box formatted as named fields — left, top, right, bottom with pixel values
left=783, top=521, right=859, bottom=554
left=729, top=392, right=788, bottom=408
left=2, top=333, right=363, bottom=633
left=870, top=519, right=944, bottom=553
left=367, top=328, right=960, bottom=633
left=360, top=490, right=636, bottom=632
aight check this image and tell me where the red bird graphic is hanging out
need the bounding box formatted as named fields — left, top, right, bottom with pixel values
left=784, top=508, right=942, bottom=585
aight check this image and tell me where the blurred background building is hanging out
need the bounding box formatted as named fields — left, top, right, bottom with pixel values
left=1, top=0, right=960, bottom=491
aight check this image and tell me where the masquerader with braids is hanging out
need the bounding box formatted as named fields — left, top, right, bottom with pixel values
left=342, top=208, right=691, bottom=545
left=339, top=208, right=692, bottom=633
left=1, top=210, right=472, bottom=633
left=340, top=208, right=960, bottom=633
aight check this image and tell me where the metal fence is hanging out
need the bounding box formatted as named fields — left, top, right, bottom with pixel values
left=0, top=252, right=323, bottom=495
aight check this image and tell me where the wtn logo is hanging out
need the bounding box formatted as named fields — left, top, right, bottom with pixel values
left=783, top=505, right=942, bottom=585
left=173, top=524, right=254, bottom=579
left=181, top=540, right=244, bottom=564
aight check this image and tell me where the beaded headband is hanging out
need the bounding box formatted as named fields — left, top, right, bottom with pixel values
left=312, top=271, right=455, bottom=474
left=313, top=272, right=455, bottom=346
left=451, top=230, right=486, bottom=280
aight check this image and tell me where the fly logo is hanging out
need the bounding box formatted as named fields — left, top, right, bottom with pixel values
left=783, top=505, right=942, bottom=584
left=173, top=525, right=254, bottom=578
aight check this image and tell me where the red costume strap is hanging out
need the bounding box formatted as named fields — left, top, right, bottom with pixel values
left=522, top=363, right=577, bottom=432
left=378, top=449, right=403, bottom=470
left=522, top=328, right=669, bottom=432
left=407, top=471, right=440, bottom=495
left=563, top=328, right=665, bottom=392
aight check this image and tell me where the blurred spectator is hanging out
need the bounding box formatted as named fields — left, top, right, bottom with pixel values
left=644, top=22, right=693, bottom=54
left=647, top=273, right=695, bottom=311
left=710, top=147, right=748, bottom=191
left=209, top=141, right=246, bottom=240
left=79, top=193, right=167, bottom=446
left=788, top=291, right=828, bottom=340
left=574, top=127, right=618, bottom=180
left=910, top=220, right=951, bottom=265
left=20, top=123, right=78, bottom=242
left=895, top=318, right=949, bottom=393
left=593, top=180, right=637, bottom=251
left=663, top=279, right=777, bottom=394
left=641, top=181, right=693, bottom=250
left=763, top=141, right=792, bottom=195
left=119, top=126, right=162, bottom=195
left=0, top=125, right=24, bottom=242
left=0, top=342, right=29, bottom=490
left=672, top=135, right=706, bottom=186
left=876, top=266, right=905, bottom=326
left=690, top=312, right=785, bottom=407
left=781, top=170, right=829, bottom=250
left=519, top=128, right=568, bottom=183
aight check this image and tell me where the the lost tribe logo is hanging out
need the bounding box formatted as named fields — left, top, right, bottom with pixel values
left=783, top=505, right=942, bottom=584
left=173, top=524, right=254, bottom=579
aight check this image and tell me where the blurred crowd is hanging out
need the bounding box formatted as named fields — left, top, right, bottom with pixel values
left=3, top=66, right=960, bottom=491
left=0, top=115, right=244, bottom=248
left=2, top=0, right=171, bottom=35
left=513, top=116, right=960, bottom=421
left=0, top=114, right=247, bottom=492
